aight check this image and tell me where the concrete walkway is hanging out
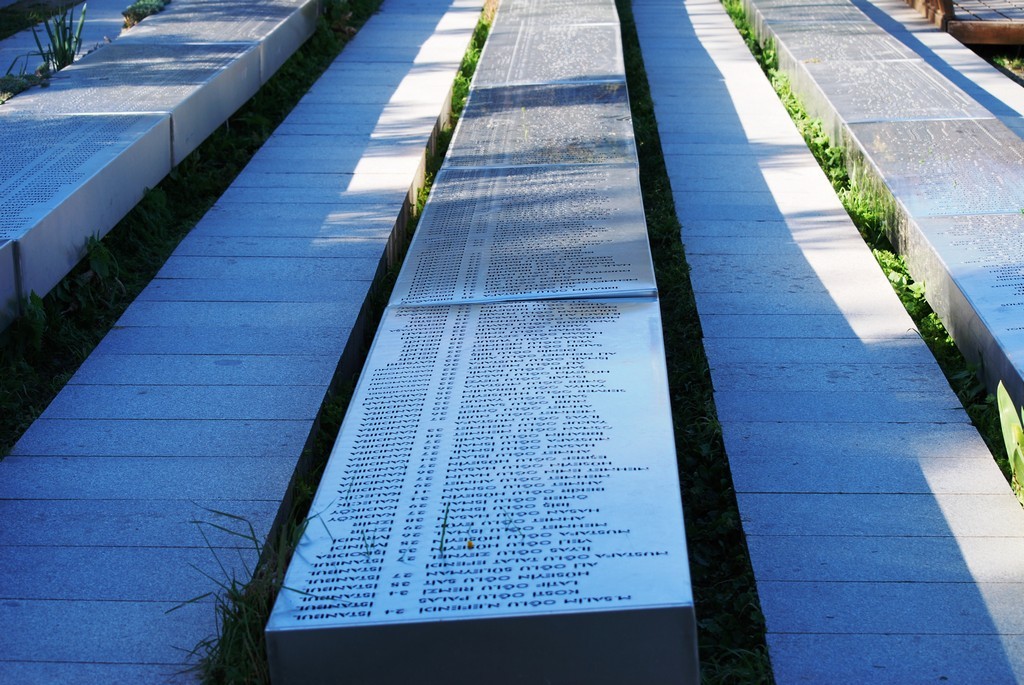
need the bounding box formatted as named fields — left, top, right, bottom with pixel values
left=0, top=0, right=482, bottom=681
left=634, top=0, right=1024, bottom=681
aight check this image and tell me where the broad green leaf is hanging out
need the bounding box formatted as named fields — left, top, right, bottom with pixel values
left=997, top=382, right=1024, bottom=465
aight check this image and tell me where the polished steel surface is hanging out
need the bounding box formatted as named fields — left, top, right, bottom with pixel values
left=391, top=164, right=656, bottom=305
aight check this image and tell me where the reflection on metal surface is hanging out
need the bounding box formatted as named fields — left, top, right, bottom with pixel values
left=852, top=119, right=1024, bottom=217
left=266, top=299, right=693, bottom=682
left=0, top=114, right=167, bottom=240
left=391, top=164, right=655, bottom=306
left=449, top=83, right=635, bottom=167
left=476, top=22, right=624, bottom=87
left=803, top=60, right=990, bottom=123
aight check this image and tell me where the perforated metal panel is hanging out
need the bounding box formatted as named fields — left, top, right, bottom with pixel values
left=475, top=22, right=624, bottom=87
left=852, top=119, right=1024, bottom=217
left=391, top=164, right=655, bottom=305
left=3, top=43, right=255, bottom=115
left=803, top=59, right=990, bottom=124
left=0, top=114, right=162, bottom=239
left=497, top=0, right=619, bottom=25
left=267, top=298, right=696, bottom=683
left=448, top=83, right=635, bottom=167
left=772, top=21, right=917, bottom=62
left=752, top=0, right=868, bottom=25
left=922, top=214, right=1024, bottom=301
left=116, top=0, right=305, bottom=44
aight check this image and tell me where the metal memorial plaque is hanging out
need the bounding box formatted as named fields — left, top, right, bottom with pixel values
left=116, top=0, right=309, bottom=44
left=496, top=0, right=619, bottom=26
left=266, top=299, right=697, bottom=684
left=901, top=213, right=1024, bottom=413
left=390, top=164, right=656, bottom=306
left=0, top=113, right=170, bottom=241
left=448, top=83, right=635, bottom=167
left=771, top=21, right=917, bottom=63
left=475, top=22, right=624, bottom=87
left=0, top=112, right=170, bottom=302
left=802, top=59, right=990, bottom=124
left=749, top=0, right=869, bottom=24
left=916, top=213, right=1024, bottom=333
left=850, top=119, right=1024, bottom=218
left=3, top=43, right=254, bottom=115
left=2, top=43, right=260, bottom=163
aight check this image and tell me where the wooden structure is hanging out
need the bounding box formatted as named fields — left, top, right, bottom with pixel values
left=910, top=0, right=1024, bottom=43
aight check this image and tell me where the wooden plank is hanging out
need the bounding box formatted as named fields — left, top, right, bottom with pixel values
left=906, top=0, right=955, bottom=28
left=948, top=18, right=1024, bottom=43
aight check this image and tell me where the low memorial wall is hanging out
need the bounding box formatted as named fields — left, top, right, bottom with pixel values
left=744, top=0, right=1024, bottom=410
left=0, top=0, right=319, bottom=332
left=265, top=0, right=700, bottom=681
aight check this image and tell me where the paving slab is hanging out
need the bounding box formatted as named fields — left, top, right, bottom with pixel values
left=0, top=456, right=299, bottom=499
left=0, top=498, right=280, bottom=548
left=151, top=256, right=385, bottom=284
left=714, top=389, right=964, bottom=423
left=215, top=180, right=411, bottom=207
left=698, top=312, right=923, bottom=340
left=746, top=534, right=1024, bottom=581
left=94, top=323, right=357, bottom=355
left=721, top=419, right=992, bottom=460
left=9, top=418, right=312, bottom=457
left=758, top=580, right=1024, bottom=634
left=738, top=492, right=1024, bottom=537
left=0, top=599, right=215, bottom=665
left=1, top=546, right=259, bottom=601
left=70, top=353, right=338, bottom=385
left=703, top=335, right=940, bottom=365
left=40, top=384, right=326, bottom=420
left=186, top=203, right=399, bottom=239
left=135, top=277, right=374, bottom=304
left=708, top=361, right=951, bottom=392
left=0, top=662, right=196, bottom=685
left=729, top=454, right=1011, bottom=494
left=767, top=633, right=1020, bottom=685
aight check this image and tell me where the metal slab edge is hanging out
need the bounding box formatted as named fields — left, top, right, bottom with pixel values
left=259, top=0, right=321, bottom=82
left=267, top=605, right=698, bottom=685
left=0, top=240, right=17, bottom=332
left=15, top=115, right=172, bottom=302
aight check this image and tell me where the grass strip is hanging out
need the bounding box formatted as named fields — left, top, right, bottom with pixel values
left=720, top=0, right=1007, bottom=484
left=617, top=0, right=774, bottom=682
left=0, top=0, right=380, bottom=458
left=187, top=9, right=494, bottom=683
